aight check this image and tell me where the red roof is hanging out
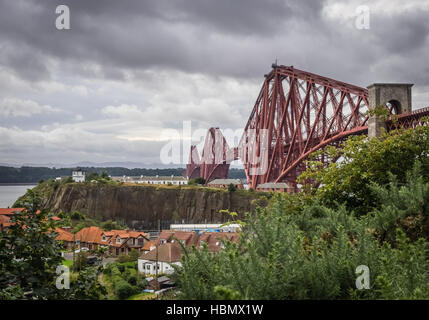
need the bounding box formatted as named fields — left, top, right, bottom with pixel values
left=0, top=208, right=25, bottom=215
left=199, top=232, right=240, bottom=252
left=141, top=240, right=156, bottom=251
left=75, top=226, right=104, bottom=244
left=101, top=229, right=149, bottom=247
left=55, top=227, right=74, bottom=242
left=157, top=230, right=199, bottom=247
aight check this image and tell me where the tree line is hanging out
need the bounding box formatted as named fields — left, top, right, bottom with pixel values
left=0, top=166, right=247, bottom=183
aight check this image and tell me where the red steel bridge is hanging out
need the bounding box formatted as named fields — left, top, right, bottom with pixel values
left=186, top=65, right=429, bottom=189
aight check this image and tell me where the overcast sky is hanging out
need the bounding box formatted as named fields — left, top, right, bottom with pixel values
left=0, top=0, right=428, bottom=167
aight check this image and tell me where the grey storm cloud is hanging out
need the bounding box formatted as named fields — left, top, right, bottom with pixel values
left=0, top=0, right=428, bottom=166
left=0, top=0, right=327, bottom=80
left=0, top=0, right=427, bottom=83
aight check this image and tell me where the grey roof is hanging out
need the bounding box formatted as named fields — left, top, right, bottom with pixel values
left=157, top=276, right=170, bottom=283
left=257, top=182, right=290, bottom=189
left=208, top=179, right=242, bottom=185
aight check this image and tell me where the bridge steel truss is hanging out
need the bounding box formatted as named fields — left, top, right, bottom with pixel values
left=239, top=65, right=371, bottom=189
left=187, top=65, right=429, bottom=189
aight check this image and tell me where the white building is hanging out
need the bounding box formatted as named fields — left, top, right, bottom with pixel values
left=112, top=175, right=188, bottom=185
left=138, top=242, right=183, bottom=275
left=72, top=168, right=86, bottom=183
left=169, top=223, right=242, bottom=233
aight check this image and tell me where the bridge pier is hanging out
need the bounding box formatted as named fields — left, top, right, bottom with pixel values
left=367, top=83, right=413, bottom=138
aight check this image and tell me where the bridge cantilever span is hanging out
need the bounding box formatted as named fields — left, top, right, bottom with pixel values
left=187, top=65, right=429, bottom=189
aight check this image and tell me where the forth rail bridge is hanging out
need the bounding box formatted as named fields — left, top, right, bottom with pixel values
left=186, top=64, right=429, bottom=190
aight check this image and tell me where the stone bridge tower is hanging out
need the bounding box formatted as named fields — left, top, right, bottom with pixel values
left=367, top=83, right=413, bottom=138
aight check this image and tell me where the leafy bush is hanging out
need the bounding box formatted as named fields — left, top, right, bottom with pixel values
left=299, top=126, right=429, bottom=215
left=188, top=177, right=206, bottom=185
left=114, top=280, right=136, bottom=299
left=70, top=211, right=85, bottom=220
left=228, top=184, right=237, bottom=192
left=176, top=163, right=429, bottom=300
left=101, top=220, right=126, bottom=231
left=106, top=261, right=144, bottom=299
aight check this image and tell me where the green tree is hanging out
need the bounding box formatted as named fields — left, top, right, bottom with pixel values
left=0, top=190, right=108, bottom=300
left=228, top=183, right=237, bottom=192
left=299, top=126, right=429, bottom=215
left=176, top=166, right=429, bottom=299
left=101, top=219, right=125, bottom=231
left=0, top=190, right=63, bottom=299
left=188, top=177, right=206, bottom=185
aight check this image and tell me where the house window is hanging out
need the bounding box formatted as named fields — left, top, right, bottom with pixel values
left=138, top=238, right=144, bottom=245
left=102, top=235, right=106, bottom=242
left=116, top=237, right=121, bottom=244
left=146, top=264, right=151, bottom=270
left=160, top=239, right=167, bottom=244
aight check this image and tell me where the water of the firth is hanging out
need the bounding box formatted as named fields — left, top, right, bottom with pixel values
left=0, top=184, right=35, bottom=207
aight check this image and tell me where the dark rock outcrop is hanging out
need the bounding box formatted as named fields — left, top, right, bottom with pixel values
left=42, top=184, right=263, bottom=229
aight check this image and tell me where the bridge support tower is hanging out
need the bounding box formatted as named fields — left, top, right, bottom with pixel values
left=367, top=83, right=413, bottom=138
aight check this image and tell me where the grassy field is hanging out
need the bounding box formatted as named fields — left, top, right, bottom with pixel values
left=62, top=259, right=73, bottom=268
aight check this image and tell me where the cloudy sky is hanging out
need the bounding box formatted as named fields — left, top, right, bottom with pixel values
left=0, top=0, right=428, bottom=167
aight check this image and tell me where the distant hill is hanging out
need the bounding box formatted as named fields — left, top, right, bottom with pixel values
left=0, top=166, right=247, bottom=183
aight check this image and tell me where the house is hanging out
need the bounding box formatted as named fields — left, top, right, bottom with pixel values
left=0, top=215, right=12, bottom=232
left=198, top=232, right=240, bottom=252
left=156, top=230, right=199, bottom=248
left=207, top=179, right=243, bottom=189
left=55, top=227, right=74, bottom=250
left=111, top=175, right=188, bottom=185
left=256, top=182, right=294, bottom=193
left=72, top=168, right=86, bottom=183
left=101, top=230, right=149, bottom=256
left=138, top=242, right=183, bottom=275
left=74, top=226, right=149, bottom=255
left=0, top=208, right=25, bottom=232
left=75, top=226, right=104, bottom=250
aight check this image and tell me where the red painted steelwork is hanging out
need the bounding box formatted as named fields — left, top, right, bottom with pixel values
left=187, top=65, right=429, bottom=188
left=239, top=65, right=370, bottom=189
left=185, top=128, right=236, bottom=183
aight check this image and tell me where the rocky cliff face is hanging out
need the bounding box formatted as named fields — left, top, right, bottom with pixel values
left=42, top=184, right=263, bottom=229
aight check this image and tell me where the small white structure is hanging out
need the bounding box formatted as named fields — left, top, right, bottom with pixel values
left=138, top=242, right=183, bottom=275
left=72, top=168, right=86, bottom=183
